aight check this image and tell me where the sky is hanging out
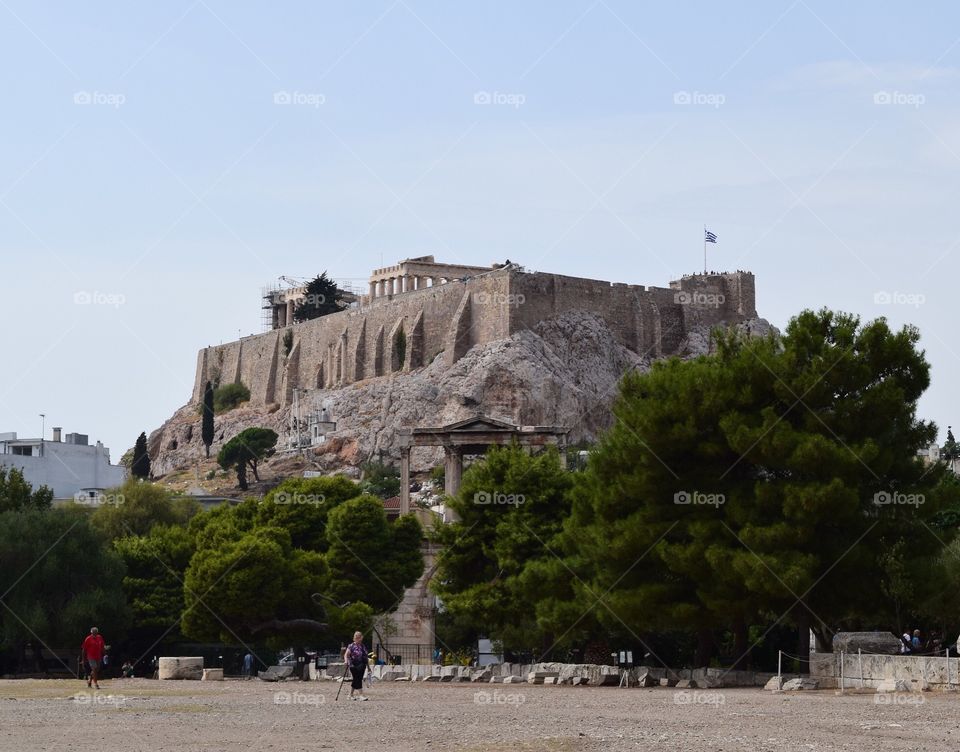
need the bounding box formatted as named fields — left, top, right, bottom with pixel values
left=1, top=1, right=958, bottom=459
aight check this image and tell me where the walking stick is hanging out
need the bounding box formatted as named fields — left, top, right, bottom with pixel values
left=334, top=660, right=350, bottom=702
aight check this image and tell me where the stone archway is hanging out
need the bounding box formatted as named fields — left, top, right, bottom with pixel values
left=396, top=415, right=568, bottom=516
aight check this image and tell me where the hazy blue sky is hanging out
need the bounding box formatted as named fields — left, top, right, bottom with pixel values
left=1, top=1, right=957, bottom=459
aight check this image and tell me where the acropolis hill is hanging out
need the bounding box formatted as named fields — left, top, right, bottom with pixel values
left=148, top=258, right=770, bottom=478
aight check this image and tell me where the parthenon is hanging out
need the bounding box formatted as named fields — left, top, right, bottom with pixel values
left=367, top=255, right=498, bottom=299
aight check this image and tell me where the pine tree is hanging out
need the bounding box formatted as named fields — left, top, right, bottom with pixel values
left=201, top=381, right=215, bottom=459
left=131, top=432, right=151, bottom=479
left=292, top=273, right=345, bottom=322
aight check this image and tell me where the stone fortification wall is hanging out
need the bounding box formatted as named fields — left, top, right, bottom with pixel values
left=507, top=270, right=756, bottom=357
left=191, top=269, right=757, bottom=409
left=193, top=271, right=513, bottom=407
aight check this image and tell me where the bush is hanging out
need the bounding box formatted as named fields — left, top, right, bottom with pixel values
left=360, top=461, right=401, bottom=499
left=214, top=382, right=250, bottom=412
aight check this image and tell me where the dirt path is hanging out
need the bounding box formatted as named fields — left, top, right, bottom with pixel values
left=2, top=678, right=958, bottom=751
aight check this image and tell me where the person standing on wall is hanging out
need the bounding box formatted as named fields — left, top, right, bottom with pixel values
left=81, top=627, right=106, bottom=690
left=343, top=631, right=369, bottom=701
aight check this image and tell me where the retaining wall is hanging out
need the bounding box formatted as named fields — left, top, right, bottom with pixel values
left=810, top=651, right=960, bottom=690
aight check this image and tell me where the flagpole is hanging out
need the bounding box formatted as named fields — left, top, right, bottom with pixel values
left=703, top=224, right=706, bottom=274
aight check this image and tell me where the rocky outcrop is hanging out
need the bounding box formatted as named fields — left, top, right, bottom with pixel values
left=148, top=312, right=773, bottom=478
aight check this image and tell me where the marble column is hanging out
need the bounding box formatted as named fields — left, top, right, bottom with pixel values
left=400, top=447, right=411, bottom=515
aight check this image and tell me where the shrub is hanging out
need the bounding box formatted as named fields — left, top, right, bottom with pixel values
left=360, top=460, right=401, bottom=499
left=213, top=382, right=251, bottom=412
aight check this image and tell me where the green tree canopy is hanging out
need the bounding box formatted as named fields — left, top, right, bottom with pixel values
left=213, top=382, right=250, bottom=413
left=89, top=479, right=199, bottom=540
left=217, top=427, right=278, bottom=490
left=431, top=445, right=575, bottom=654
left=181, top=488, right=423, bottom=647
left=259, top=475, right=364, bottom=550
left=113, top=524, right=195, bottom=647
left=292, top=272, right=346, bottom=322
left=326, top=495, right=424, bottom=614
left=565, top=309, right=947, bottom=666
left=0, top=466, right=52, bottom=512
left=182, top=524, right=329, bottom=644
left=0, top=507, right=130, bottom=669
left=360, top=460, right=401, bottom=499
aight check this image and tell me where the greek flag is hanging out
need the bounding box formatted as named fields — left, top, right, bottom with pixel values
left=704, top=229, right=717, bottom=244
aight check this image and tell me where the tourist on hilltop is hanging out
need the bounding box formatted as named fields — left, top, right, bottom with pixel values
left=81, top=627, right=106, bottom=689
left=242, top=652, right=253, bottom=679
left=912, top=629, right=922, bottom=651
left=343, top=631, right=369, bottom=701
left=121, top=660, right=135, bottom=678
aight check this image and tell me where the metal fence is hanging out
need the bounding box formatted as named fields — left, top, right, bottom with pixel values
left=378, top=643, right=435, bottom=665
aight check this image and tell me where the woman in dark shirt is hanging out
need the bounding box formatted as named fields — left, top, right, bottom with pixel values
left=343, top=631, right=369, bottom=701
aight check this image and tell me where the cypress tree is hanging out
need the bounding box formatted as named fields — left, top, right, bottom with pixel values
left=131, top=432, right=151, bottom=479
left=202, top=381, right=215, bottom=458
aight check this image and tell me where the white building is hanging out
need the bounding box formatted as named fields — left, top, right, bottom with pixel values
left=0, top=428, right=127, bottom=499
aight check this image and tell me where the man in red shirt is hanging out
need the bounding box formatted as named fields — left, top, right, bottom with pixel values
left=81, top=627, right=106, bottom=689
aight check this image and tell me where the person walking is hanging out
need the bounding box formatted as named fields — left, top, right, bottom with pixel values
left=343, top=631, right=369, bottom=701
left=242, top=652, right=253, bottom=679
left=81, top=627, right=106, bottom=689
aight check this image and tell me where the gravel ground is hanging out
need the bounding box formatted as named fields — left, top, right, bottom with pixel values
left=2, top=678, right=959, bottom=751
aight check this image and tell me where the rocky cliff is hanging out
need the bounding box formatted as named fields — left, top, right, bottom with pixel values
left=148, top=311, right=773, bottom=480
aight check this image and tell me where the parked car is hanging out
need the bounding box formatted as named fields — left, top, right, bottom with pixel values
left=278, top=651, right=317, bottom=666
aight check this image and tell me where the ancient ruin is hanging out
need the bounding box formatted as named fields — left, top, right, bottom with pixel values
left=150, top=258, right=768, bottom=477
left=193, top=259, right=757, bottom=409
